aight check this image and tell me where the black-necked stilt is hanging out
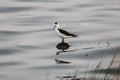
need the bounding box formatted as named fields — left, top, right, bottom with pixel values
left=53, top=22, right=77, bottom=42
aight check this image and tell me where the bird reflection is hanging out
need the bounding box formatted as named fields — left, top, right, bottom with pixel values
left=56, top=42, right=70, bottom=55
left=56, top=42, right=70, bottom=50
left=55, top=59, right=71, bottom=64
left=56, top=42, right=77, bottom=55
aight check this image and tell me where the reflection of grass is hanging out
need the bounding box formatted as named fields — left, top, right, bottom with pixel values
left=86, top=48, right=120, bottom=80
left=56, top=48, right=120, bottom=80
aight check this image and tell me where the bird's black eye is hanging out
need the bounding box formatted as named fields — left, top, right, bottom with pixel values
left=55, top=22, right=58, bottom=24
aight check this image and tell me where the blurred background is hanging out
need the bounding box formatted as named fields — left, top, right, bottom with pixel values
left=0, top=0, right=120, bottom=80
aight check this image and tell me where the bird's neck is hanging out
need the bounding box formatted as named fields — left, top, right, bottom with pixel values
left=55, top=27, right=59, bottom=30
left=54, top=25, right=60, bottom=29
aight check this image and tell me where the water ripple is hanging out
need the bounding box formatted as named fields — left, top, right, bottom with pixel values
left=0, top=28, right=52, bottom=35
left=74, top=3, right=101, bottom=8
left=52, top=46, right=118, bottom=60
left=17, top=45, right=41, bottom=49
left=0, top=48, right=22, bottom=55
left=14, top=0, right=63, bottom=2
left=0, top=30, right=20, bottom=35
left=29, top=65, right=76, bottom=70
left=98, top=7, right=120, bottom=11
left=52, top=8, right=73, bottom=12
left=0, top=6, right=35, bottom=13
left=12, top=16, right=57, bottom=26
left=0, top=61, right=24, bottom=67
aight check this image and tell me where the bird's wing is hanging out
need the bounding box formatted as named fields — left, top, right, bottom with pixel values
left=58, top=29, right=77, bottom=37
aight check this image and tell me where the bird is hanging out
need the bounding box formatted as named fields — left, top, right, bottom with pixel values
left=53, top=22, right=77, bottom=42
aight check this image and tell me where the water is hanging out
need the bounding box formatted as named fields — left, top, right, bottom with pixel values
left=0, top=0, right=120, bottom=80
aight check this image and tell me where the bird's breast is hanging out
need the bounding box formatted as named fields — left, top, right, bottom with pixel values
left=55, top=29, right=64, bottom=38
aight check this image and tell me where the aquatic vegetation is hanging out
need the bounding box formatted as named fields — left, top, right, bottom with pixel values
left=56, top=48, right=120, bottom=80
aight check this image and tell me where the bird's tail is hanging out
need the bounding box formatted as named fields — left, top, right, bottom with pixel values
left=71, top=34, right=78, bottom=37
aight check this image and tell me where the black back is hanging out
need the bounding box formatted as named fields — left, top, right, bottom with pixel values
left=58, top=29, right=77, bottom=37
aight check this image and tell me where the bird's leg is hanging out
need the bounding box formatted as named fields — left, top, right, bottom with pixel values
left=62, top=38, right=64, bottom=43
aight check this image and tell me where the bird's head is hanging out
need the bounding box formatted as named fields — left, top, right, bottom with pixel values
left=54, top=22, right=60, bottom=29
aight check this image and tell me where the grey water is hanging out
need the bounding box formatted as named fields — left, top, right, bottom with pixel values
left=0, top=0, right=120, bottom=80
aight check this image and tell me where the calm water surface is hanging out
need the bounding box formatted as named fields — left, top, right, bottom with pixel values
left=0, top=0, right=120, bottom=80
